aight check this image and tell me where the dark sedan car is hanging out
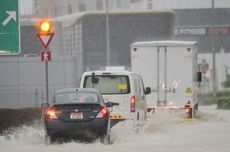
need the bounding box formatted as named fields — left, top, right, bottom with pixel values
left=42, top=88, right=117, bottom=144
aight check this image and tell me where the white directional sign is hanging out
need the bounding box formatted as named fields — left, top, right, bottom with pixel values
left=0, top=0, right=20, bottom=55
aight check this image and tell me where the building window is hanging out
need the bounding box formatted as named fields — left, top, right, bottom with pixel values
left=78, top=4, right=86, bottom=12
left=96, top=0, right=103, bottom=10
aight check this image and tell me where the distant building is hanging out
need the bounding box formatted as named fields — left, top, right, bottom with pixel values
left=29, top=0, right=230, bottom=17
left=55, top=11, right=174, bottom=71
left=174, top=8, right=230, bottom=53
left=20, top=0, right=230, bottom=16
left=32, top=0, right=130, bottom=17
left=129, top=0, right=230, bottom=10
left=18, top=10, right=174, bottom=79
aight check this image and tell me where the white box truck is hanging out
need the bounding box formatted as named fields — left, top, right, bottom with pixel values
left=130, top=41, right=200, bottom=118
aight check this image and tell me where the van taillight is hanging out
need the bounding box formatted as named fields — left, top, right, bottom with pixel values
left=130, top=96, right=136, bottom=113
left=46, top=109, right=58, bottom=120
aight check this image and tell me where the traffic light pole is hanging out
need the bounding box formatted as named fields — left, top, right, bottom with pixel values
left=45, top=57, right=49, bottom=104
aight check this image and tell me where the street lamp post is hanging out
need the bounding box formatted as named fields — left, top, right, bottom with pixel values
left=211, top=0, right=216, bottom=97
left=105, top=0, right=110, bottom=66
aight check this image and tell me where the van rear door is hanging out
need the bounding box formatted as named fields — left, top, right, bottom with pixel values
left=82, top=73, right=131, bottom=118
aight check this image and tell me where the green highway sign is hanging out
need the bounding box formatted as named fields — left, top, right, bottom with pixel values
left=0, top=0, right=20, bottom=55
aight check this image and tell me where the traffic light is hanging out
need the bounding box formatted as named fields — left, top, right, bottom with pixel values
left=39, top=20, right=52, bottom=34
left=36, top=19, right=55, bottom=49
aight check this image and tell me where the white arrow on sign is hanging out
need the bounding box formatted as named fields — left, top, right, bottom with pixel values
left=2, top=11, right=17, bottom=26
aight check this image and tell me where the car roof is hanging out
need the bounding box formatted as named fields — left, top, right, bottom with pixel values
left=55, top=88, right=100, bottom=94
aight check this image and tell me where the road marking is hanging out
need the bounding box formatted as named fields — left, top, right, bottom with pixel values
left=171, top=118, right=193, bottom=122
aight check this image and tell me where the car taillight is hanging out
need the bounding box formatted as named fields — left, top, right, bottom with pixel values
left=96, top=107, right=109, bottom=118
left=130, top=96, right=136, bottom=113
left=185, top=108, right=190, bottom=113
left=46, top=108, right=58, bottom=120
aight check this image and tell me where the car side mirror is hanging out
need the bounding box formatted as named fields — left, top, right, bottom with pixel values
left=106, top=102, right=119, bottom=107
left=145, top=87, right=151, bottom=95
left=91, top=72, right=99, bottom=84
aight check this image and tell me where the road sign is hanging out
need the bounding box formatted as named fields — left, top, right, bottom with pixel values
left=0, top=0, right=20, bottom=55
left=41, top=51, right=51, bottom=61
left=36, top=33, right=54, bottom=49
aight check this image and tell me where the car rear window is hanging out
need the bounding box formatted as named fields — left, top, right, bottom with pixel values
left=54, top=92, right=100, bottom=104
left=83, top=75, right=130, bottom=94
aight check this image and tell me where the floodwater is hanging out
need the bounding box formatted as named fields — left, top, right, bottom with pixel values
left=0, top=105, right=229, bottom=152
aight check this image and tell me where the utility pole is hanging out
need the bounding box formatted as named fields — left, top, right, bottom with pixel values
left=211, top=0, right=216, bottom=97
left=105, top=0, right=111, bottom=66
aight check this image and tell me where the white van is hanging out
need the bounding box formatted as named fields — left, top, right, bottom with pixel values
left=80, top=67, right=151, bottom=121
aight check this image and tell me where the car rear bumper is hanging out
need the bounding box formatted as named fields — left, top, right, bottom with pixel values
left=45, top=118, right=108, bottom=138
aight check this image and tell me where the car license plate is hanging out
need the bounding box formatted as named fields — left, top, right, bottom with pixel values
left=70, top=112, right=83, bottom=119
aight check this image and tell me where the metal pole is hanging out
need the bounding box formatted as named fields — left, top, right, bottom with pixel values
left=157, top=47, right=160, bottom=105
left=35, top=88, right=38, bottom=107
left=17, top=56, right=21, bottom=108
left=106, top=110, right=111, bottom=144
left=105, top=0, right=111, bottom=66
left=211, top=0, right=216, bottom=97
left=164, top=46, right=167, bottom=105
left=45, top=60, right=49, bottom=104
